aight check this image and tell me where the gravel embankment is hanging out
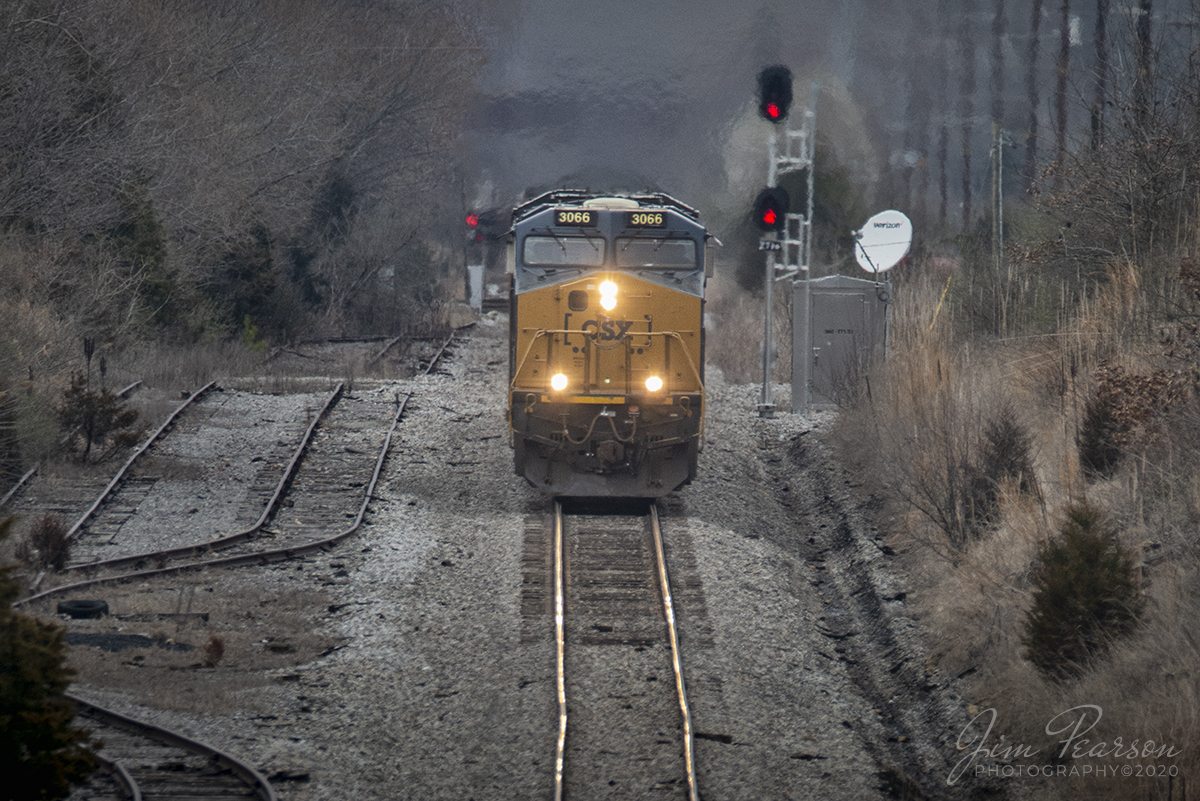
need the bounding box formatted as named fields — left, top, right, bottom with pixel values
left=63, top=313, right=967, bottom=800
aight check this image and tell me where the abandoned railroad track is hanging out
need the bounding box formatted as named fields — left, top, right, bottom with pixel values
left=68, top=694, right=279, bottom=801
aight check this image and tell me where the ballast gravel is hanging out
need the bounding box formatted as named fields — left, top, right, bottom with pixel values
left=64, top=313, right=972, bottom=801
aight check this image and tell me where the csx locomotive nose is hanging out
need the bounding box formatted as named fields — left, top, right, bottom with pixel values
left=507, top=190, right=708, bottom=497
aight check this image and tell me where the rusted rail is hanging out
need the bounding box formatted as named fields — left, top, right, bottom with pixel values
left=16, top=391, right=410, bottom=607
left=70, top=693, right=279, bottom=801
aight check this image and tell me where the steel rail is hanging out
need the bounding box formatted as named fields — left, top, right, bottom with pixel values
left=90, top=754, right=142, bottom=801
left=421, top=325, right=472, bottom=376
left=553, top=502, right=699, bottom=801
left=70, top=693, right=278, bottom=801
left=15, top=391, right=411, bottom=607
left=19, top=327, right=462, bottom=607
left=116, top=380, right=143, bottom=398
left=553, top=500, right=567, bottom=801
left=26, top=381, right=218, bottom=594
left=371, top=335, right=404, bottom=363
left=0, top=465, right=38, bottom=512
left=649, top=503, right=699, bottom=801
left=55, top=382, right=344, bottom=576
left=65, top=381, right=218, bottom=545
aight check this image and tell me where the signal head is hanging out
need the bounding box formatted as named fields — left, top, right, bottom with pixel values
left=753, top=187, right=790, bottom=232
left=757, top=65, right=793, bottom=124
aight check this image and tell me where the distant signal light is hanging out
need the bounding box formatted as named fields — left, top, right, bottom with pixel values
left=757, top=65, right=793, bottom=124
left=465, top=213, right=480, bottom=227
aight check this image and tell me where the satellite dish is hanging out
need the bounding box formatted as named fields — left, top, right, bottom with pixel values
left=854, top=210, right=912, bottom=274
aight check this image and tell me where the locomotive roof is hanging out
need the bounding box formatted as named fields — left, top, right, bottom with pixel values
left=511, top=190, right=701, bottom=224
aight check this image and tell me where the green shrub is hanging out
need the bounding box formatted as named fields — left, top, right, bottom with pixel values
left=1077, top=394, right=1126, bottom=478
left=965, top=405, right=1041, bottom=531
left=0, top=517, right=99, bottom=798
left=57, top=374, right=143, bottom=463
left=1023, top=504, right=1143, bottom=681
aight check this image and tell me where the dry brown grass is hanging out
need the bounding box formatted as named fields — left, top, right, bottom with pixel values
left=832, top=263, right=1199, bottom=799
left=704, top=274, right=792, bottom=387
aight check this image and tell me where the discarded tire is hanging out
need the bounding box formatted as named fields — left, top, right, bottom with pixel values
left=56, top=600, right=109, bottom=619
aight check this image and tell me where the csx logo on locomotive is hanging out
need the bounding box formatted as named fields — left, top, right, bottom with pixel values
left=566, top=316, right=638, bottom=342
left=582, top=319, right=635, bottom=341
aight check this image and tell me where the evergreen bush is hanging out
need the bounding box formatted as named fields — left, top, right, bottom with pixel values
left=57, top=374, right=143, bottom=463
left=965, top=405, right=1041, bottom=531
left=1023, top=504, right=1143, bottom=681
left=0, top=517, right=98, bottom=798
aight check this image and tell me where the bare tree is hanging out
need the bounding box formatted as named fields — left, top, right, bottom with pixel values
left=938, top=0, right=953, bottom=227
left=1055, top=0, right=1071, bottom=184
left=991, top=0, right=1008, bottom=128
left=1024, top=0, right=1045, bottom=189
left=1133, top=0, right=1155, bottom=130
left=959, top=0, right=977, bottom=231
left=1091, top=0, right=1111, bottom=149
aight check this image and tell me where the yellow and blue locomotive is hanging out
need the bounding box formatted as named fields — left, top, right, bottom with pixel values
left=507, top=190, right=714, bottom=497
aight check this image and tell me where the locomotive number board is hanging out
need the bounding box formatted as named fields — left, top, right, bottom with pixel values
left=626, top=211, right=667, bottom=227
left=554, top=209, right=596, bottom=226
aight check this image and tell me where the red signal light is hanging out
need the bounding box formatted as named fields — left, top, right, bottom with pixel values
left=465, top=213, right=479, bottom=227
left=757, top=65, right=793, bottom=124
left=753, top=187, right=790, bottom=232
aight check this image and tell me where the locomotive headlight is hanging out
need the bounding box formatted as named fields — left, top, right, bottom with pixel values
left=550, top=373, right=569, bottom=391
left=599, top=280, right=618, bottom=311
left=645, top=376, right=664, bottom=392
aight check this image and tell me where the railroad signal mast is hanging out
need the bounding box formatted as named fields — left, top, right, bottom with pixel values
left=754, top=65, right=815, bottom=418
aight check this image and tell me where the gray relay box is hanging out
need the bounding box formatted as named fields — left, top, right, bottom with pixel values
left=792, top=274, right=890, bottom=410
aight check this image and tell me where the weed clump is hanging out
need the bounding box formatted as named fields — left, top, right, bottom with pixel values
left=1077, top=361, right=1188, bottom=479
left=201, top=635, right=225, bottom=668
left=1023, top=504, right=1143, bottom=681
left=25, top=514, right=71, bottom=572
left=1077, top=393, right=1126, bottom=478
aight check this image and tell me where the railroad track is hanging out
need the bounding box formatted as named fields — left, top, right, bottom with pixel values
left=67, top=694, right=277, bottom=801
left=552, top=500, right=699, bottom=801
left=63, top=384, right=343, bottom=568
left=7, top=328, right=467, bottom=799
left=14, top=327, right=467, bottom=609
left=5, top=383, right=217, bottom=583
left=17, top=388, right=408, bottom=608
